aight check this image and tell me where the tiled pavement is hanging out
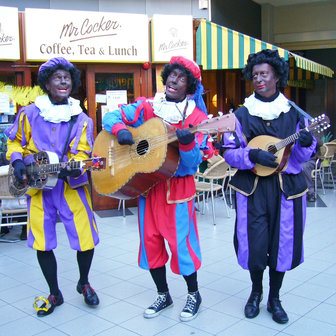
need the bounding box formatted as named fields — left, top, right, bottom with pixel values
left=0, top=188, right=336, bottom=336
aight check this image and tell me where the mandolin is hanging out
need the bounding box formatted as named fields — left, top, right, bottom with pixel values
left=91, top=114, right=235, bottom=199
left=248, top=114, right=330, bottom=177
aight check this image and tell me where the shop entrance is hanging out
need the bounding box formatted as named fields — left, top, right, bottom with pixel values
left=86, top=63, right=144, bottom=211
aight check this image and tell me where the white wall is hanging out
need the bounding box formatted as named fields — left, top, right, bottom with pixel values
left=260, top=2, right=336, bottom=50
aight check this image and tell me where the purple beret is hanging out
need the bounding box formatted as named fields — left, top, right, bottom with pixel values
left=38, top=57, right=74, bottom=74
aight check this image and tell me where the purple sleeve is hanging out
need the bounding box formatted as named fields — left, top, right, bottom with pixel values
left=284, top=119, right=317, bottom=174
left=223, top=117, right=255, bottom=170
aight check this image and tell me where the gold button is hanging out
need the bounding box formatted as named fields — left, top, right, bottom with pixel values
left=51, top=144, right=55, bottom=147
left=52, top=127, right=56, bottom=131
left=266, top=122, right=271, bottom=126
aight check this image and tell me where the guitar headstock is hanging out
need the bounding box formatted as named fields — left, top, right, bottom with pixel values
left=82, top=157, right=106, bottom=170
left=194, top=113, right=236, bottom=134
left=308, top=114, right=330, bottom=134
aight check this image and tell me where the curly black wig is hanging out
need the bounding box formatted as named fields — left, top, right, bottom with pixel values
left=242, top=49, right=289, bottom=87
left=37, top=63, right=81, bottom=95
left=161, top=63, right=198, bottom=95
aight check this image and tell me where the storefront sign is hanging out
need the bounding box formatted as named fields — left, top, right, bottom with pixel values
left=0, top=6, right=20, bottom=60
left=24, top=8, right=149, bottom=62
left=151, top=14, right=193, bottom=63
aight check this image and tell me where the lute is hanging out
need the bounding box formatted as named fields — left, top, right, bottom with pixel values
left=248, top=114, right=330, bottom=176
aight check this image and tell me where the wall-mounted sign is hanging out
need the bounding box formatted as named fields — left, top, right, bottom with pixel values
left=151, top=14, right=193, bottom=63
left=24, top=8, right=149, bottom=62
left=106, top=90, right=127, bottom=110
left=0, top=92, right=10, bottom=114
left=0, top=6, right=20, bottom=61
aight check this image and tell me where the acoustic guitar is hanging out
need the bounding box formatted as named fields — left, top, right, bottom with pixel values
left=91, top=114, right=235, bottom=199
left=248, top=114, right=330, bottom=177
left=7, top=151, right=106, bottom=197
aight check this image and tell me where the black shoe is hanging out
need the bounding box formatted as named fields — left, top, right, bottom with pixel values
left=307, top=193, right=317, bottom=202
left=143, top=292, right=173, bottom=318
left=37, top=291, right=64, bottom=317
left=244, top=291, right=263, bottom=318
left=76, top=281, right=99, bottom=306
left=0, top=226, right=10, bottom=235
left=180, top=291, right=202, bottom=322
left=267, top=297, right=289, bottom=324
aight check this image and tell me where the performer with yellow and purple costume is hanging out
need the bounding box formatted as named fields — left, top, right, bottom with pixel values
left=6, top=57, right=99, bottom=316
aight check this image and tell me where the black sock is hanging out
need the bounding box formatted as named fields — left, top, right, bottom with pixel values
left=77, top=249, right=94, bottom=285
left=269, top=269, right=285, bottom=299
left=149, top=266, right=169, bottom=293
left=183, top=272, right=198, bottom=293
left=36, top=250, right=59, bottom=296
left=249, top=269, right=264, bottom=293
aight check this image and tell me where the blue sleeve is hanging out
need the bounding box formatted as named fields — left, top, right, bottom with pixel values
left=102, top=101, right=145, bottom=133
left=174, top=142, right=203, bottom=177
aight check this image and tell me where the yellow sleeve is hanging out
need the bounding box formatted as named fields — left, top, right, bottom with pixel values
left=6, top=113, right=33, bottom=162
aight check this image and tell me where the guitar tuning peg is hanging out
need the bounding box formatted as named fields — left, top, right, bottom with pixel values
left=207, top=114, right=213, bottom=119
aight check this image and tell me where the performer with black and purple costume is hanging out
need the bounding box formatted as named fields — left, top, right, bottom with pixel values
left=103, top=56, right=214, bottom=322
left=6, top=57, right=99, bottom=316
left=222, top=49, right=316, bottom=324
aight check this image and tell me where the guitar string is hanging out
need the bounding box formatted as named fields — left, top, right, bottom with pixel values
left=267, top=121, right=325, bottom=154
left=110, top=134, right=173, bottom=156
left=32, top=160, right=82, bottom=174
left=106, top=133, right=182, bottom=166
left=32, top=117, right=232, bottom=171
left=107, top=123, right=231, bottom=166
left=108, top=115, right=231, bottom=157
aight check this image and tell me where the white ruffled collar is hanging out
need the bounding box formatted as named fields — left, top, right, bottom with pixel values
left=151, top=93, right=196, bottom=124
left=244, top=92, right=290, bottom=120
left=35, top=95, right=82, bottom=123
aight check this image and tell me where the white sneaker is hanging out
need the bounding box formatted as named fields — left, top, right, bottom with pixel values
left=180, top=291, right=202, bottom=322
left=143, top=292, right=173, bottom=318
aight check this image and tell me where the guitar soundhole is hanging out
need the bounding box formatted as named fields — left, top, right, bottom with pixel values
left=137, top=140, right=149, bottom=156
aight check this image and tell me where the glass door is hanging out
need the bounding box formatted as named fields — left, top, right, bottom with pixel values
left=95, top=72, right=135, bottom=134
left=86, top=64, right=144, bottom=211
left=86, top=64, right=142, bottom=138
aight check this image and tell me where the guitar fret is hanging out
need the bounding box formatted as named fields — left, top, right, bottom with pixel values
left=9, top=151, right=105, bottom=198
left=32, top=160, right=85, bottom=175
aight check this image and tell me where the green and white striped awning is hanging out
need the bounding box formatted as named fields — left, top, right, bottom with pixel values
left=290, top=52, right=334, bottom=78
left=196, top=20, right=334, bottom=78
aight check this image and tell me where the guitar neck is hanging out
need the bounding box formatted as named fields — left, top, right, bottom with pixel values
left=27, top=160, right=81, bottom=175
left=166, top=125, right=214, bottom=144
left=164, top=114, right=235, bottom=144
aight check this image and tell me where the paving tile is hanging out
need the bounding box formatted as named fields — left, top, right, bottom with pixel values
left=0, top=189, right=335, bottom=336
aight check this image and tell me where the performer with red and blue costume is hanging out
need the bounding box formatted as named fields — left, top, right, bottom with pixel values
left=103, top=56, right=214, bottom=322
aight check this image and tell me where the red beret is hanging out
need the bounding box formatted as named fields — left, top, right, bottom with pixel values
left=169, top=56, right=201, bottom=81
